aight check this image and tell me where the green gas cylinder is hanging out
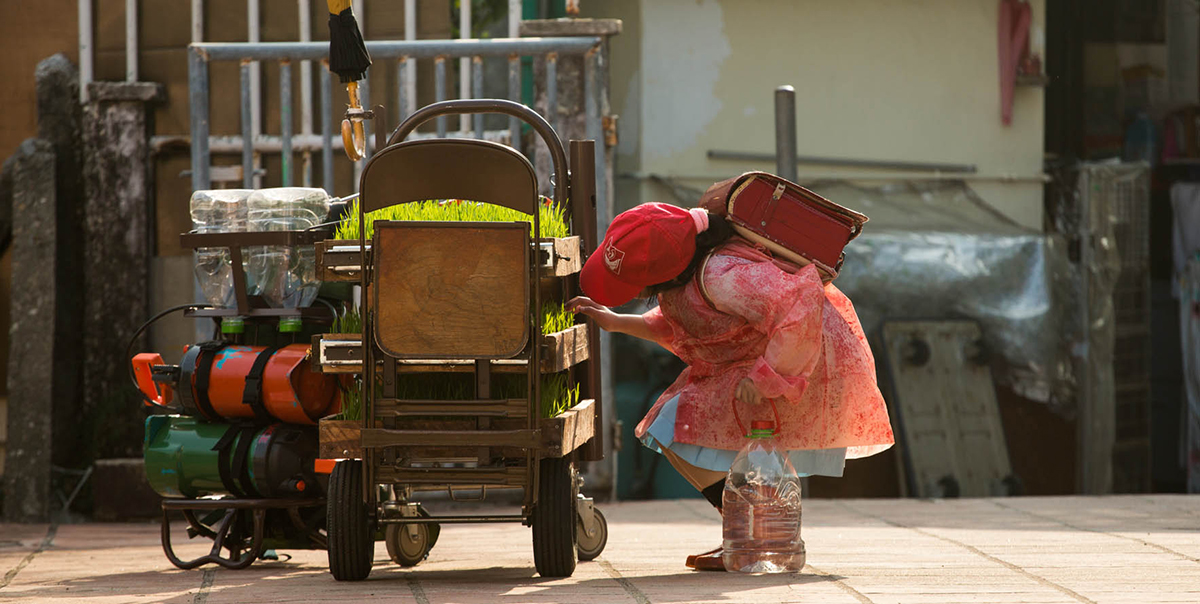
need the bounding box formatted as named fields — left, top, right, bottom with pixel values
left=144, top=415, right=322, bottom=499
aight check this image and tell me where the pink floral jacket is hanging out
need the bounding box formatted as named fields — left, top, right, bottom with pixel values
left=634, top=239, right=894, bottom=457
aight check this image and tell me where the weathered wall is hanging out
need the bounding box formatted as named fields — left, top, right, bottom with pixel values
left=0, top=0, right=80, bottom=481
left=585, top=0, right=1048, bottom=229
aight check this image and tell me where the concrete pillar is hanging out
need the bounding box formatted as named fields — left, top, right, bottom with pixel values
left=522, top=18, right=621, bottom=491
left=80, top=82, right=163, bottom=462
left=522, top=18, right=621, bottom=210
left=36, top=55, right=86, bottom=472
left=4, top=139, right=57, bottom=522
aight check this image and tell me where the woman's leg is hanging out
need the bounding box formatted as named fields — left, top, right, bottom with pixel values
left=659, top=447, right=728, bottom=570
left=660, top=446, right=726, bottom=501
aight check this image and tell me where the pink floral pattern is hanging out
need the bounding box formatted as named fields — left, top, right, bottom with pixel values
left=635, top=239, right=894, bottom=458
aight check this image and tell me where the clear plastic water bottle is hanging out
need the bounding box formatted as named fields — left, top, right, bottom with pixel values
left=722, top=420, right=805, bottom=573
left=245, top=188, right=331, bottom=317
left=190, top=189, right=252, bottom=308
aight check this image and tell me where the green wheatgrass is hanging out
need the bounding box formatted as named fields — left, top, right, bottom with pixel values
left=334, top=198, right=570, bottom=241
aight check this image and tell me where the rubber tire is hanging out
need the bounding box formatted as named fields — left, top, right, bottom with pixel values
left=532, top=457, right=578, bottom=577
left=326, top=460, right=373, bottom=581
left=386, top=523, right=430, bottom=567
left=576, top=508, right=608, bottom=562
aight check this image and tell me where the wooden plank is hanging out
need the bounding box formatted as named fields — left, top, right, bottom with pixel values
left=541, top=236, right=582, bottom=276
left=374, top=222, right=530, bottom=359
left=541, top=324, right=589, bottom=372
left=539, top=399, right=595, bottom=457
left=318, top=418, right=362, bottom=459
left=360, top=428, right=540, bottom=449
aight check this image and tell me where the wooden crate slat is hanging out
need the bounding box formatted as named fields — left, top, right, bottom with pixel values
left=313, top=325, right=589, bottom=374
left=318, top=418, right=363, bottom=459
left=541, top=324, right=589, bottom=372
left=543, top=236, right=582, bottom=276
left=361, top=428, right=540, bottom=449
left=539, top=399, right=595, bottom=457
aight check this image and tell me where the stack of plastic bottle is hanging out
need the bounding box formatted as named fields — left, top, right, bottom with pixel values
left=245, top=187, right=332, bottom=319
left=721, top=420, right=806, bottom=573
left=189, top=189, right=252, bottom=308
left=189, top=188, right=331, bottom=323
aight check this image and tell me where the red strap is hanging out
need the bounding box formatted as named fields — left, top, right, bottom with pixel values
left=731, top=394, right=781, bottom=438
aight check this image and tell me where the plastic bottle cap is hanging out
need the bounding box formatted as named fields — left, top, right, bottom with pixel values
left=750, top=420, right=774, bottom=431
left=221, top=316, right=246, bottom=334
left=279, top=317, right=303, bottom=333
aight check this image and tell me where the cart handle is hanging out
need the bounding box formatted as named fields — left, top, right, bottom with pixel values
left=385, top=99, right=569, bottom=205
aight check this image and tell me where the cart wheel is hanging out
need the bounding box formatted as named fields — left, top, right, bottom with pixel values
left=326, top=460, right=373, bottom=581
left=532, top=457, right=578, bottom=577
left=386, top=523, right=433, bottom=567
left=576, top=508, right=608, bottom=562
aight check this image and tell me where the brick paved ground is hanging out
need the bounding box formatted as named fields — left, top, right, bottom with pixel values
left=1, top=496, right=1198, bottom=603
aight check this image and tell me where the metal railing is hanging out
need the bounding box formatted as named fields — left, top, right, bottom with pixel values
left=187, top=37, right=605, bottom=205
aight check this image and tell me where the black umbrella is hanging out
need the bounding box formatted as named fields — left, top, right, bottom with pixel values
left=327, top=0, right=371, bottom=83
left=327, top=0, right=371, bottom=160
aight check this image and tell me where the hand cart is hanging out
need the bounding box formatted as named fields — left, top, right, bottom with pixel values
left=317, top=99, right=608, bottom=580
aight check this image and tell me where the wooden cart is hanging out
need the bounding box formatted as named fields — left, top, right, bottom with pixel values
left=318, top=99, right=607, bottom=580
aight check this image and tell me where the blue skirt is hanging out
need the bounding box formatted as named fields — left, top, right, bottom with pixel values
left=639, top=394, right=847, bottom=478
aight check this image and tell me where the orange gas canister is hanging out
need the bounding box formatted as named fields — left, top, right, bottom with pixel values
left=175, top=343, right=339, bottom=425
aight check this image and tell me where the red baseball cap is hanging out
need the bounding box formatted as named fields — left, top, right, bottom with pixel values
left=580, top=203, right=701, bottom=307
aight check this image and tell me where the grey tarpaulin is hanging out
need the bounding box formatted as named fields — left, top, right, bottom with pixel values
left=805, top=180, right=1079, bottom=415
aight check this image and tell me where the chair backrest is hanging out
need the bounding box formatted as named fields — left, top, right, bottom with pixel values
left=359, top=138, right=538, bottom=215
left=372, top=221, right=531, bottom=360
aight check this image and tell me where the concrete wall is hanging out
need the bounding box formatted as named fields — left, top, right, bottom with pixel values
left=585, top=0, right=1048, bottom=229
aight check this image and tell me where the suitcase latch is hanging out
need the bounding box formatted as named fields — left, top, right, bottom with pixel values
left=763, top=183, right=787, bottom=225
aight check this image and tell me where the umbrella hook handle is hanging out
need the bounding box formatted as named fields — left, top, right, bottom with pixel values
left=341, top=81, right=370, bottom=162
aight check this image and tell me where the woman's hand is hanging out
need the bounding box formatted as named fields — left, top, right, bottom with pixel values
left=734, top=377, right=762, bottom=406
left=566, top=296, right=620, bottom=332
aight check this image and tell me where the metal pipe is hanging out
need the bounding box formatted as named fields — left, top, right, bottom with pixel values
left=240, top=61, right=254, bottom=188
left=280, top=60, right=293, bottom=186
left=299, top=0, right=314, bottom=187
left=126, top=0, right=139, bottom=82
left=508, top=55, right=520, bottom=153
left=189, top=47, right=211, bottom=191
left=774, top=85, right=797, bottom=183
left=707, top=150, right=980, bottom=174
left=546, top=53, right=558, bottom=137
left=435, top=57, right=447, bottom=138
left=584, top=48, right=613, bottom=458
left=354, top=0, right=370, bottom=164
left=473, top=56, right=484, bottom=138
left=397, top=59, right=408, bottom=124
left=622, top=171, right=1052, bottom=184
left=405, top=0, right=417, bottom=120
left=320, top=62, right=333, bottom=194
left=191, top=0, right=203, bottom=43
left=248, top=0, right=262, bottom=164
left=459, top=0, right=472, bottom=133
left=155, top=129, right=514, bottom=155
left=508, top=0, right=520, bottom=38
left=388, top=99, right=567, bottom=203
left=192, top=38, right=601, bottom=61
left=378, top=515, right=526, bottom=524
left=79, top=0, right=93, bottom=102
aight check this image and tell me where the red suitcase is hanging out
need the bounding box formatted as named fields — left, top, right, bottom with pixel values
left=699, top=172, right=868, bottom=282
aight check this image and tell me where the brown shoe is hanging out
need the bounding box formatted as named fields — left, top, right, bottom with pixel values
left=685, top=547, right=726, bottom=571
